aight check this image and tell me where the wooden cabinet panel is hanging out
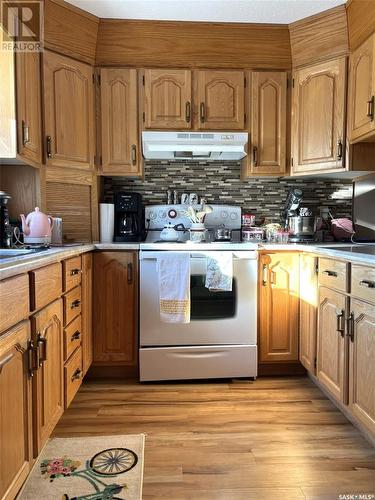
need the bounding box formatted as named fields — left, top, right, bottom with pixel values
left=43, top=50, right=94, bottom=170
left=15, top=51, right=42, bottom=167
left=349, top=298, right=375, bottom=435
left=292, top=57, right=346, bottom=173
left=317, top=287, right=348, bottom=403
left=349, top=34, right=375, bottom=143
left=30, top=262, right=62, bottom=312
left=64, top=345, right=82, bottom=408
left=351, top=264, right=375, bottom=304
left=299, top=254, right=318, bottom=374
left=63, top=286, right=82, bottom=326
left=100, top=68, right=140, bottom=175
left=0, top=321, right=32, bottom=500
left=196, top=70, right=245, bottom=130
left=0, top=274, right=29, bottom=334
left=82, top=252, right=93, bottom=375
left=318, top=258, right=348, bottom=293
left=63, top=256, right=82, bottom=292
left=93, top=252, right=138, bottom=365
left=249, top=71, right=287, bottom=175
left=144, top=69, right=192, bottom=129
left=259, top=253, right=300, bottom=362
left=32, top=299, right=64, bottom=456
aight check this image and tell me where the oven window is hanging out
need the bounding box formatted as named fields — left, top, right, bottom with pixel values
left=190, top=275, right=236, bottom=320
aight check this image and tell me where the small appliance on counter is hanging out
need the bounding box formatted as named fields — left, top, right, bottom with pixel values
left=352, top=174, right=375, bottom=242
left=0, top=191, right=12, bottom=248
left=20, top=207, right=54, bottom=245
left=114, top=192, right=144, bottom=242
left=282, top=188, right=317, bottom=243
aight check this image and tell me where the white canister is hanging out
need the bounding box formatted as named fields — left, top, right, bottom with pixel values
left=189, top=222, right=206, bottom=243
left=100, top=203, right=115, bottom=243
left=51, top=217, right=63, bottom=245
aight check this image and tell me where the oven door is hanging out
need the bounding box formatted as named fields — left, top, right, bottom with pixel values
left=139, top=250, right=257, bottom=346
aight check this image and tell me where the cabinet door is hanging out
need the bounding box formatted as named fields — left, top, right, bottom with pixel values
left=144, top=69, right=192, bottom=129
left=93, top=252, right=138, bottom=365
left=349, top=34, right=375, bottom=143
left=250, top=71, right=287, bottom=175
left=43, top=50, right=94, bottom=170
left=299, top=255, right=318, bottom=373
left=259, top=253, right=300, bottom=362
left=82, top=252, right=93, bottom=375
left=349, top=299, right=375, bottom=435
left=292, top=57, right=346, bottom=173
left=15, top=51, right=42, bottom=167
left=317, top=287, right=348, bottom=403
left=197, top=70, right=245, bottom=130
left=32, top=299, right=64, bottom=456
left=0, top=321, right=32, bottom=500
left=100, top=68, right=140, bottom=175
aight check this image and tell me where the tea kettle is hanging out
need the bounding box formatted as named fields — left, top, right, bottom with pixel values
left=20, top=207, right=54, bottom=245
left=160, top=223, right=186, bottom=242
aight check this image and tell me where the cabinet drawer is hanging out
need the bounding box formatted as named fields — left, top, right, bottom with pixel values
left=0, top=274, right=29, bottom=333
left=63, top=256, right=82, bottom=292
left=318, top=258, right=348, bottom=292
left=351, top=264, right=375, bottom=304
left=64, top=315, right=82, bottom=362
left=63, top=286, right=82, bottom=326
left=64, top=345, right=82, bottom=408
left=30, top=263, right=62, bottom=311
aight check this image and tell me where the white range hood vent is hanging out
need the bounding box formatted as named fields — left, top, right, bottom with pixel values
left=142, top=131, right=248, bottom=161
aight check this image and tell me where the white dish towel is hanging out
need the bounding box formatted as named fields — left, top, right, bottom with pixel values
left=205, top=252, right=233, bottom=291
left=157, top=252, right=191, bottom=323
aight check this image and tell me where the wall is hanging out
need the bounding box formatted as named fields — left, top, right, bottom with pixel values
left=103, top=162, right=353, bottom=225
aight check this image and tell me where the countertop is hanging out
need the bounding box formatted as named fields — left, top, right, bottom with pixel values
left=1, top=241, right=374, bottom=280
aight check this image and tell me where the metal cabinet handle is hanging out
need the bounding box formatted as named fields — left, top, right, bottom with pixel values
left=22, top=120, right=29, bottom=146
left=322, top=270, right=337, bottom=277
left=253, top=146, right=258, bottom=167
left=37, top=335, right=47, bottom=366
left=70, top=299, right=81, bottom=309
left=185, top=101, right=191, bottom=123
left=131, top=144, right=137, bottom=166
left=71, top=368, right=82, bottom=382
left=0, top=352, right=14, bottom=373
left=262, top=264, right=267, bottom=286
left=200, top=102, right=205, bottom=123
left=28, top=340, right=38, bottom=377
left=46, top=135, right=53, bottom=158
left=127, top=262, right=133, bottom=284
left=336, top=310, right=345, bottom=337
left=359, top=280, right=375, bottom=288
left=347, top=312, right=355, bottom=342
left=367, top=96, right=374, bottom=120
left=270, top=271, right=276, bottom=285
left=70, top=268, right=81, bottom=276
left=71, top=330, right=81, bottom=341
left=337, top=140, right=343, bottom=161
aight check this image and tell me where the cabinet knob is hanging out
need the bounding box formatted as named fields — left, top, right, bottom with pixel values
left=127, top=262, right=133, bottom=284
left=336, top=310, right=345, bottom=337
left=185, top=101, right=191, bottom=123
left=22, top=120, right=30, bottom=146
left=337, top=140, right=343, bottom=161
left=367, top=96, right=374, bottom=121
left=71, top=368, right=82, bottom=382
left=200, top=102, right=205, bottom=123
left=70, top=299, right=81, bottom=309
left=131, top=144, right=137, bottom=166
left=359, top=279, right=375, bottom=288
left=46, top=135, right=53, bottom=158
left=262, top=264, right=268, bottom=286
left=70, top=268, right=81, bottom=276
left=37, top=335, right=47, bottom=365
left=71, top=330, right=81, bottom=341
left=322, top=270, right=337, bottom=277
left=346, top=312, right=355, bottom=342
left=253, top=146, right=258, bottom=167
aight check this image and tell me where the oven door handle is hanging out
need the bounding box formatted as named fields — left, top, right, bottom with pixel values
left=140, top=251, right=258, bottom=260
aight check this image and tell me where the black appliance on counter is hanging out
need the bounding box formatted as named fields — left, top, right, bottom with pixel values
left=114, top=192, right=144, bottom=242
left=352, top=174, right=375, bottom=242
left=0, top=191, right=12, bottom=248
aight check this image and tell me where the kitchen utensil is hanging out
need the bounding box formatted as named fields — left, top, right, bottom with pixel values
left=20, top=207, right=54, bottom=245
left=181, top=193, right=189, bottom=205
left=189, top=193, right=198, bottom=205
left=173, top=190, right=178, bottom=204
left=214, top=225, right=232, bottom=241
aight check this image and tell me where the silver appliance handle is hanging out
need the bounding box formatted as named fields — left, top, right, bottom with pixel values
left=140, top=251, right=257, bottom=261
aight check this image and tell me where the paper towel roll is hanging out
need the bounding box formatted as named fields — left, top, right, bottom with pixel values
left=100, top=203, right=114, bottom=243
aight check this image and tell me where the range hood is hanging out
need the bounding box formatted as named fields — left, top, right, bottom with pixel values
left=142, top=131, right=248, bottom=161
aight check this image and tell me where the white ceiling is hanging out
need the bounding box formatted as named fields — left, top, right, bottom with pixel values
left=65, top=0, right=346, bottom=24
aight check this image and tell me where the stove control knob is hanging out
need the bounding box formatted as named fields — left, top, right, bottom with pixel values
left=168, top=209, right=177, bottom=219
left=149, top=211, right=156, bottom=220
left=159, top=210, right=167, bottom=219
left=221, top=211, right=228, bottom=219
left=230, top=212, right=238, bottom=220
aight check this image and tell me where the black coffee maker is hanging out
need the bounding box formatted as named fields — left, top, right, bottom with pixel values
left=0, top=191, right=12, bottom=248
left=114, top=192, right=144, bottom=242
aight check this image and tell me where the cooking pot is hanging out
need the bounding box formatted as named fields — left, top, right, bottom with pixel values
left=214, top=225, right=232, bottom=241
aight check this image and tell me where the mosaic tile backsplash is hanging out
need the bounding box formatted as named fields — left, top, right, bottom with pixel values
left=103, top=161, right=353, bottom=225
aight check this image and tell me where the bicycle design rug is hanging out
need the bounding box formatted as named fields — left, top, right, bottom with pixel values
left=18, top=434, right=145, bottom=500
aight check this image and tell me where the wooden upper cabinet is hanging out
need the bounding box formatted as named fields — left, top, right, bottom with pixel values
left=291, top=57, right=346, bottom=174
left=349, top=298, right=375, bottom=436
left=317, top=287, right=348, bottom=404
left=100, top=68, right=140, bottom=175
left=43, top=50, right=94, bottom=170
left=196, top=70, right=245, bottom=130
left=249, top=71, right=287, bottom=175
left=15, top=51, right=42, bottom=167
left=299, top=254, right=318, bottom=374
left=144, top=69, right=192, bottom=129
left=259, top=253, right=299, bottom=363
left=0, top=321, right=32, bottom=500
left=349, top=34, right=375, bottom=143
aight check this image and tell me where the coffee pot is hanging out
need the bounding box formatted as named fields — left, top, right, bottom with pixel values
left=20, top=207, right=54, bottom=245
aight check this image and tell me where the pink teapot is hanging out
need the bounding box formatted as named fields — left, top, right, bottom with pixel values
left=20, top=207, right=54, bottom=244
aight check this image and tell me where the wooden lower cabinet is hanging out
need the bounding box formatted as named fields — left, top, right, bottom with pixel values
left=0, top=321, right=33, bottom=500
left=82, top=252, right=93, bottom=375
left=93, top=252, right=138, bottom=365
left=31, top=299, right=64, bottom=456
left=349, top=298, right=375, bottom=436
left=299, top=254, right=318, bottom=373
left=317, top=287, right=348, bottom=403
left=259, top=253, right=300, bottom=362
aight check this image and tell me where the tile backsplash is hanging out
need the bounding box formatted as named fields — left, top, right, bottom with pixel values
left=103, top=161, right=353, bottom=225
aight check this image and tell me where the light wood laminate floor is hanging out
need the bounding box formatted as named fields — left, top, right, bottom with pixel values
left=53, top=377, right=375, bottom=499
